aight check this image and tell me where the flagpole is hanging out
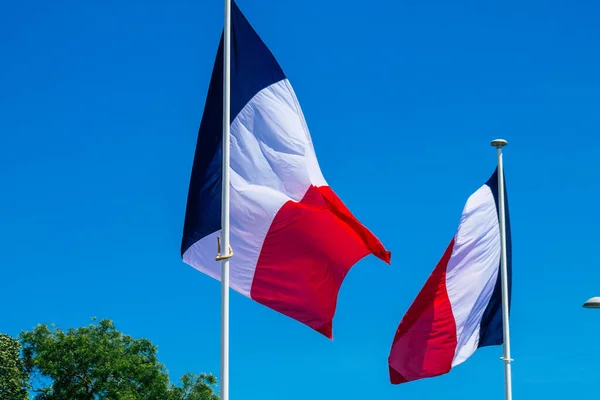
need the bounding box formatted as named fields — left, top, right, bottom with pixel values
left=491, top=139, right=512, bottom=400
left=220, top=0, right=232, bottom=398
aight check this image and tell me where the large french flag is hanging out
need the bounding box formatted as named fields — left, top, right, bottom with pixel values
left=181, top=2, right=391, bottom=339
left=388, top=169, right=511, bottom=383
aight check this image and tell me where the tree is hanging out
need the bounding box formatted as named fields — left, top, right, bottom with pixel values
left=169, top=373, right=219, bottom=400
left=20, top=319, right=218, bottom=400
left=0, top=333, right=29, bottom=400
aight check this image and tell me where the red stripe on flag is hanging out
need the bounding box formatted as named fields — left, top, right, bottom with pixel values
left=250, top=185, right=390, bottom=338
left=388, top=239, right=457, bottom=383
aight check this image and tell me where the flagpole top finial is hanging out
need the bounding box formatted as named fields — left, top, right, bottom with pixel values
left=491, top=139, right=508, bottom=148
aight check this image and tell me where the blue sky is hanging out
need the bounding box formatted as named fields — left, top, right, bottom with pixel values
left=2, top=0, right=600, bottom=398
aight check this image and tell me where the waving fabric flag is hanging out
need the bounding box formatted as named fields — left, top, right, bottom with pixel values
left=388, top=168, right=511, bottom=383
left=181, top=1, right=391, bottom=339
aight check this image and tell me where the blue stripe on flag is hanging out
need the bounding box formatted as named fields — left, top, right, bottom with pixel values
left=181, top=1, right=286, bottom=255
left=478, top=168, right=512, bottom=348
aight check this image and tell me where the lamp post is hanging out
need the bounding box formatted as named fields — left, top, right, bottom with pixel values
left=583, top=297, right=600, bottom=309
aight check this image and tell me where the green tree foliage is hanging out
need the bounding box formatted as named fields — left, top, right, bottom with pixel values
left=0, top=333, right=29, bottom=400
left=19, top=319, right=218, bottom=400
left=168, top=373, right=219, bottom=400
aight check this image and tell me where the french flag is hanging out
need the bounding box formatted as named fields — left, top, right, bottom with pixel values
left=181, top=2, right=391, bottom=339
left=388, top=169, right=511, bottom=383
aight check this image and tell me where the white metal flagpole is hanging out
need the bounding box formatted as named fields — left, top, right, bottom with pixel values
left=219, top=0, right=232, bottom=398
left=491, top=139, right=512, bottom=400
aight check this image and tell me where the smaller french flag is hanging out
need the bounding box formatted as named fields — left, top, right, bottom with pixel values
left=388, top=168, right=512, bottom=384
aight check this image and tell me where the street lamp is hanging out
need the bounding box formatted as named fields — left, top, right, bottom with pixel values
left=583, top=297, right=600, bottom=309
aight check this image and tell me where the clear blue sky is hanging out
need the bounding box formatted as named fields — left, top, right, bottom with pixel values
left=2, top=0, right=599, bottom=398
